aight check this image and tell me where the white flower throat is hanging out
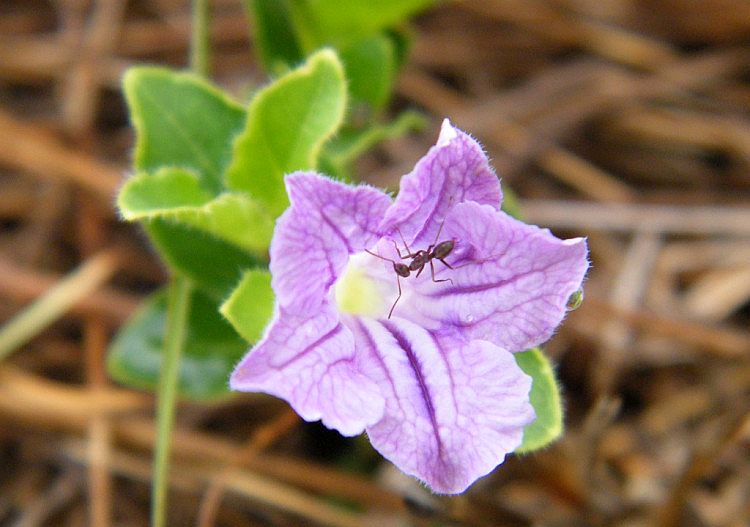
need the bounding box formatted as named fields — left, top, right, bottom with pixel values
left=334, top=251, right=401, bottom=319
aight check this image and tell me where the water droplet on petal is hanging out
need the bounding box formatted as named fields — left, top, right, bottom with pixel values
left=463, top=314, right=474, bottom=324
left=566, top=289, right=584, bottom=311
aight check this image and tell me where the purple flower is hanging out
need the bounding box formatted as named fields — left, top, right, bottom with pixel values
left=231, top=120, right=589, bottom=493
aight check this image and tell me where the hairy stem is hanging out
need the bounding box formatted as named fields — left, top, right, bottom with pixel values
left=151, top=275, right=192, bottom=527
left=190, top=0, right=211, bottom=78
left=152, top=3, right=209, bottom=524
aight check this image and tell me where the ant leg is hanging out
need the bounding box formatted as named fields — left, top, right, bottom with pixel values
left=391, top=238, right=410, bottom=260
left=438, top=258, right=454, bottom=270
left=388, top=275, right=403, bottom=319
left=429, top=258, right=453, bottom=285
left=365, top=248, right=395, bottom=264
left=412, top=244, right=434, bottom=279
left=430, top=195, right=454, bottom=245
left=394, top=227, right=416, bottom=259
left=433, top=217, right=446, bottom=246
left=451, top=249, right=507, bottom=270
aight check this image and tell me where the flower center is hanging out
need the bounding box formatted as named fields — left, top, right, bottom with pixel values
left=334, top=252, right=394, bottom=318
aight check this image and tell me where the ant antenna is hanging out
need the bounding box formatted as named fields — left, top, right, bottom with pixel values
left=363, top=198, right=458, bottom=318
left=364, top=248, right=409, bottom=318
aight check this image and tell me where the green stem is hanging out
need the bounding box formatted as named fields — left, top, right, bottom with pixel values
left=151, top=275, right=192, bottom=527
left=191, top=0, right=211, bottom=78
left=151, top=4, right=211, bottom=525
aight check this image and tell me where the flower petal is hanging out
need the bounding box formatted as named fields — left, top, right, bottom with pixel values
left=406, top=201, right=589, bottom=352
left=348, top=316, right=534, bottom=494
left=270, top=172, right=392, bottom=312
left=230, top=306, right=385, bottom=436
left=379, top=119, right=501, bottom=249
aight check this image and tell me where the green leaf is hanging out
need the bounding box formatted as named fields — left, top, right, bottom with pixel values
left=501, top=185, right=523, bottom=220
left=119, top=168, right=274, bottom=255
left=384, top=26, right=413, bottom=71
left=225, top=49, right=347, bottom=217
left=145, top=220, right=260, bottom=300
left=177, top=193, right=274, bottom=255
left=514, top=347, right=564, bottom=453
left=320, top=110, right=426, bottom=179
left=118, top=168, right=214, bottom=214
left=288, top=0, right=437, bottom=49
left=123, top=67, right=246, bottom=193
left=117, top=167, right=269, bottom=300
left=245, top=0, right=303, bottom=73
left=339, top=34, right=397, bottom=113
left=220, top=269, right=275, bottom=343
left=107, top=288, right=248, bottom=401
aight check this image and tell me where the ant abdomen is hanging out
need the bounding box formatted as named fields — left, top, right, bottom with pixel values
left=432, top=240, right=454, bottom=260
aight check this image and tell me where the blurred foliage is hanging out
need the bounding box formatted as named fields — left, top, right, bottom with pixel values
left=110, top=51, right=346, bottom=399
left=245, top=0, right=434, bottom=179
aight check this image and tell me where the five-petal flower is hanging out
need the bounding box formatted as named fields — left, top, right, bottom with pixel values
left=231, top=119, right=589, bottom=493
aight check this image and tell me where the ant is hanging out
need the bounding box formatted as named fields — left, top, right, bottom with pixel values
left=365, top=217, right=455, bottom=319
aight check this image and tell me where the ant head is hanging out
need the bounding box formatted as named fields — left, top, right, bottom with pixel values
left=393, top=262, right=411, bottom=277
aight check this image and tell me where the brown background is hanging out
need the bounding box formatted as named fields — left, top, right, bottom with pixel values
left=1, top=0, right=749, bottom=525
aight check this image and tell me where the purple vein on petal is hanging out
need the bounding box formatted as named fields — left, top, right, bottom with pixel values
left=351, top=317, right=398, bottom=399
left=274, top=322, right=345, bottom=370
left=453, top=293, right=548, bottom=328
left=424, top=262, right=555, bottom=299
left=319, top=208, right=354, bottom=253
left=381, top=320, right=443, bottom=456
left=408, top=167, right=472, bottom=247
left=425, top=268, right=547, bottom=298
left=304, top=227, right=338, bottom=293
left=323, top=356, right=354, bottom=376
left=428, top=331, right=459, bottom=417
left=406, top=157, right=448, bottom=244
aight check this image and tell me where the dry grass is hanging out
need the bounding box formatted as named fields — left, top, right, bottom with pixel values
left=1, top=0, right=749, bottom=525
